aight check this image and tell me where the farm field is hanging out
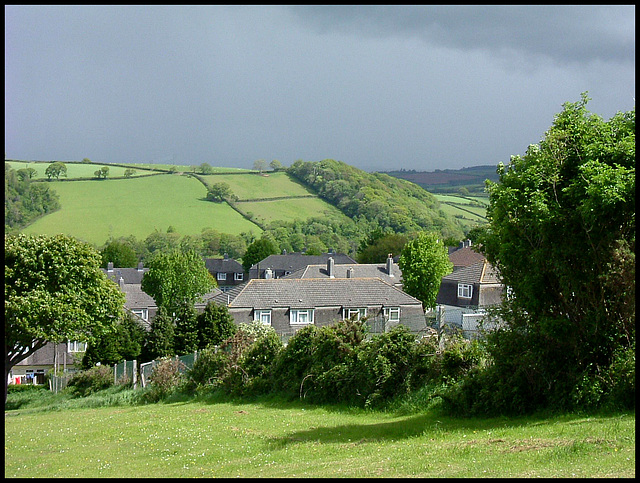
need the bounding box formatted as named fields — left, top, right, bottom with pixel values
left=199, top=171, right=313, bottom=200
left=20, top=174, right=262, bottom=246
left=433, top=193, right=489, bottom=228
left=4, top=399, right=635, bottom=478
left=236, top=197, right=346, bottom=225
left=6, top=161, right=141, bottom=179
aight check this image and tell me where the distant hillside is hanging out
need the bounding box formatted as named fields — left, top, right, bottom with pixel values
left=381, top=165, right=500, bottom=193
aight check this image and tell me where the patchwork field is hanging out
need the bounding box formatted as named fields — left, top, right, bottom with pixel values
left=20, top=174, right=262, bottom=245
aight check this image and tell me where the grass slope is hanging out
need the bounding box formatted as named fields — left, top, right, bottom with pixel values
left=20, top=174, right=262, bottom=245
left=4, top=397, right=635, bottom=478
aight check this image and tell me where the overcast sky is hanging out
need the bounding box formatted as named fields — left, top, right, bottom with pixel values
left=4, top=5, right=635, bottom=172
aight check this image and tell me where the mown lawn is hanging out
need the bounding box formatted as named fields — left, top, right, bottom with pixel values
left=20, top=174, right=262, bottom=245
left=4, top=398, right=634, bottom=478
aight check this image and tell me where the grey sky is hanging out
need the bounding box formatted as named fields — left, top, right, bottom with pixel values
left=4, top=5, right=635, bottom=172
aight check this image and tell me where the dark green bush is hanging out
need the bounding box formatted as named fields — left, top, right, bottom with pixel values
left=66, top=365, right=113, bottom=398
left=272, top=325, right=319, bottom=398
left=186, top=346, right=230, bottom=390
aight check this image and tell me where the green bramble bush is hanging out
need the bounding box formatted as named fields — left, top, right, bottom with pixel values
left=66, top=365, right=113, bottom=398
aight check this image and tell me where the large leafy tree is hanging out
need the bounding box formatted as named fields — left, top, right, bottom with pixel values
left=81, top=311, right=146, bottom=368
left=474, top=94, right=635, bottom=412
left=196, top=301, right=237, bottom=349
left=141, top=249, right=215, bottom=316
left=242, top=237, right=278, bottom=273
left=44, top=161, right=67, bottom=180
left=100, top=239, right=138, bottom=268
left=5, top=233, right=125, bottom=402
left=398, top=231, right=452, bottom=310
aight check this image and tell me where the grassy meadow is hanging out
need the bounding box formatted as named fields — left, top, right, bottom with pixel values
left=11, top=162, right=350, bottom=245
left=20, top=174, right=262, bottom=245
left=4, top=394, right=635, bottom=478
left=200, top=171, right=313, bottom=200
left=434, top=193, right=489, bottom=228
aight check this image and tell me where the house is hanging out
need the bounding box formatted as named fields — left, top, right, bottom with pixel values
left=447, top=240, right=486, bottom=271
left=102, top=262, right=156, bottom=326
left=249, top=250, right=357, bottom=280
left=204, top=254, right=245, bottom=292
left=220, top=276, right=427, bottom=340
left=283, top=254, right=404, bottom=289
left=8, top=341, right=85, bottom=385
left=435, top=253, right=505, bottom=338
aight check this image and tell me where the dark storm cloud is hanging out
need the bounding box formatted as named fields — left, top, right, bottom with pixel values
left=288, top=5, right=635, bottom=65
left=4, top=5, right=635, bottom=172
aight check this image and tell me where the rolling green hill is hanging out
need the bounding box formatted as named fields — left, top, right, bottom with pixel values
left=19, top=174, right=263, bottom=245
left=8, top=159, right=470, bottom=252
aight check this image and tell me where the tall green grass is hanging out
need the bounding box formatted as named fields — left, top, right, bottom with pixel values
left=4, top=390, right=634, bottom=478
left=20, top=174, right=262, bottom=245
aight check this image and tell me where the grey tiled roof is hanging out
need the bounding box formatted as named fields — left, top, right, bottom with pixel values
left=119, top=283, right=157, bottom=310
left=251, top=253, right=357, bottom=272
left=442, top=260, right=501, bottom=284
left=102, top=266, right=148, bottom=284
left=204, top=257, right=244, bottom=273
left=228, top=278, right=422, bottom=309
left=284, top=262, right=402, bottom=285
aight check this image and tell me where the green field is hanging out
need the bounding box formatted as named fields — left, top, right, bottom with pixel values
left=200, top=171, right=313, bottom=200
left=20, top=174, right=262, bottom=245
left=434, top=193, right=488, bottom=228
left=6, top=161, right=142, bottom=179
left=237, top=197, right=346, bottom=225
left=4, top=397, right=634, bottom=478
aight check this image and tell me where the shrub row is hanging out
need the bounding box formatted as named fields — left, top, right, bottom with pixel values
left=179, top=319, right=484, bottom=409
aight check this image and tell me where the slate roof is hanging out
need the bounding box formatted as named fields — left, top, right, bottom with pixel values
left=442, top=260, right=500, bottom=284
left=119, top=282, right=157, bottom=310
left=251, top=252, right=357, bottom=274
left=284, top=262, right=402, bottom=285
left=102, top=265, right=148, bottom=284
left=204, top=256, right=244, bottom=273
left=227, top=278, right=422, bottom=309
left=448, top=246, right=486, bottom=270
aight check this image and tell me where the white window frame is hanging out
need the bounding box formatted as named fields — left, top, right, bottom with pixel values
left=254, top=309, right=272, bottom=325
left=343, top=308, right=367, bottom=320
left=217, top=272, right=227, bottom=281
left=458, top=283, right=473, bottom=299
left=383, top=307, right=400, bottom=322
left=131, top=308, right=149, bottom=322
left=234, top=272, right=244, bottom=281
left=290, top=309, right=315, bottom=325
left=67, top=340, right=87, bottom=353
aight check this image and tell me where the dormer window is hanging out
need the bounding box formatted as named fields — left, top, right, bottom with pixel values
left=458, top=283, right=473, bottom=299
left=234, top=272, right=244, bottom=281
left=217, top=272, right=227, bottom=281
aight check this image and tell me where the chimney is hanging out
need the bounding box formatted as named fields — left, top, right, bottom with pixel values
left=386, top=254, right=394, bottom=277
left=264, top=268, right=273, bottom=279
left=107, top=262, right=114, bottom=272
left=137, top=262, right=143, bottom=272
left=282, top=249, right=287, bottom=255
left=327, top=257, right=335, bottom=278
left=223, top=252, right=229, bottom=260
left=118, top=276, right=124, bottom=289
left=347, top=267, right=354, bottom=278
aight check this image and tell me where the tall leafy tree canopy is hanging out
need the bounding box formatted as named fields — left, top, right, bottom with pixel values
left=242, top=237, right=278, bottom=273
left=398, top=231, right=452, bottom=310
left=141, top=249, right=215, bottom=316
left=5, top=233, right=125, bottom=400
left=474, top=94, right=635, bottom=411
